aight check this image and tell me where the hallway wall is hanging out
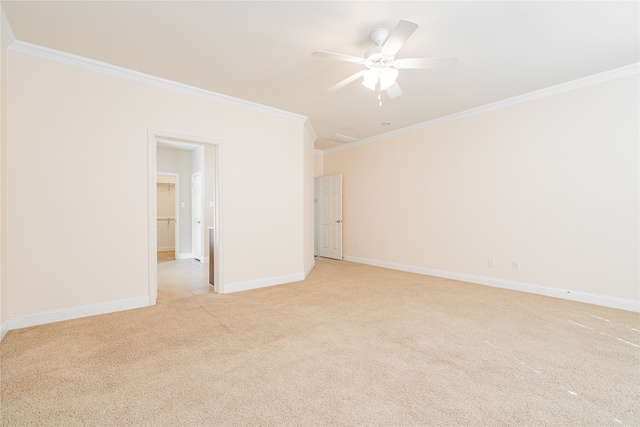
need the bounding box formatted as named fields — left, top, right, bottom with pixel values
left=5, top=48, right=310, bottom=321
left=0, top=22, right=7, bottom=336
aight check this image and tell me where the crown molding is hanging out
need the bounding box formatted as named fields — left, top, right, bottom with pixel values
left=8, top=40, right=309, bottom=124
left=1, top=6, right=16, bottom=46
left=324, top=62, right=640, bottom=154
left=304, top=119, right=318, bottom=142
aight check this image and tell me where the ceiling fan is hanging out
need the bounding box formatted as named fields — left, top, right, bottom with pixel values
left=312, top=20, right=457, bottom=100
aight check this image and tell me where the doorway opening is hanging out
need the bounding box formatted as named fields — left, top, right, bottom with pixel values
left=316, top=174, right=343, bottom=260
left=156, top=173, right=179, bottom=261
left=148, top=130, right=223, bottom=304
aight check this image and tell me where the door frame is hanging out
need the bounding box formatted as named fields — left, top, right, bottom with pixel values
left=318, top=174, right=343, bottom=260
left=148, top=129, right=224, bottom=302
left=156, top=172, right=180, bottom=260
left=191, top=171, right=203, bottom=262
left=314, top=177, right=319, bottom=256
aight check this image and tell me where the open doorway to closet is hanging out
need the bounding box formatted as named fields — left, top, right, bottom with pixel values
left=156, top=173, right=179, bottom=261
left=148, top=130, right=222, bottom=305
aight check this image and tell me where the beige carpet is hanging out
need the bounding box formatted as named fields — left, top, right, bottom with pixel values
left=1, top=257, right=639, bottom=426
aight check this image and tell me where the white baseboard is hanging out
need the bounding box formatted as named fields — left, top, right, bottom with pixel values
left=343, top=256, right=639, bottom=313
left=555, top=289, right=639, bottom=312
left=225, top=273, right=305, bottom=294
left=176, top=253, right=193, bottom=260
left=1, top=319, right=9, bottom=341
left=157, top=246, right=175, bottom=252
left=305, top=260, right=316, bottom=278
left=7, top=296, right=151, bottom=331
left=202, top=256, right=209, bottom=264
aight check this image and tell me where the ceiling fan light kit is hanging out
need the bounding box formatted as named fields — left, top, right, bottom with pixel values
left=312, top=19, right=458, bottom=101
left=361, top=69, right=379, bottom=90
left=379, top=67, right=399, bottom=90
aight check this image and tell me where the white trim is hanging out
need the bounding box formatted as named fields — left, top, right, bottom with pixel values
left=555, top=289, right=639, bottom=313
left=304, top=119, right=318, bottom=141
left=191, top=170, right=204, bottom=262
left=177, top=252, right=193, bottom=260
left=1, top=7, right=16, bottom=46
left=8, top=40, right=308, bottom=124
left=213, top=141, right=223, bottom=294
left=313, top=177, right=320, bottom=256
left=314, top=149, right=324, bottom=155
left=148, top=136, right=159, bottom=303
left=1, top=319, right=9, bottom=341
left=7, top=297, right=150, bottom=330
left=305, top=259, right=316, bottom=278
left=324, top=63, right=640, bottom=154
left=225, top=273, right=305, bottom=294
left=343, top=255, right=639, bottom=313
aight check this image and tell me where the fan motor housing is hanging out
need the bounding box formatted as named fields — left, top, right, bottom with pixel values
left=364, top=46, right=394, bottom=69
left=369, top=28, right=389, bottom=46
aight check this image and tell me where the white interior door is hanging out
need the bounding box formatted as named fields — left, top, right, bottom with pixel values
left=192, top=172, right=203, bottom=261
left=319, top=174, right=343, bottom=260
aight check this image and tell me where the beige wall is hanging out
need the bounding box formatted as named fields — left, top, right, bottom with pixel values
left=0, top=29, right=7, bottom=333
left=314, top=150, right=323, bottom=177
left=6, top=50, right=311, bottom=319
left=324, top=74, right=639, bottom=303
left=304, top=125, right=316, bottom=274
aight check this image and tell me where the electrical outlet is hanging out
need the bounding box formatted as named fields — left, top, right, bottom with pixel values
left=354, top=243, right=359, bottom=251
left=488, top=258, right=495, bottom=267
left=512, top=260, right=520, bottom=270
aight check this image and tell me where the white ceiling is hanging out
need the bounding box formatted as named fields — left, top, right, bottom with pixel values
left=3, top=1, right=639, bottom=150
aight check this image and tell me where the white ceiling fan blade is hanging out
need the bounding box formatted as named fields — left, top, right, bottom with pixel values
left=312, top=50, right=365, bottom=65
left=327, top=70, right=366, bottom=92
left=386, top=81, right=403, bottom=99
left=381, top=20, right=419, bottom=56
left=394, top=57, right=459, bottom=69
